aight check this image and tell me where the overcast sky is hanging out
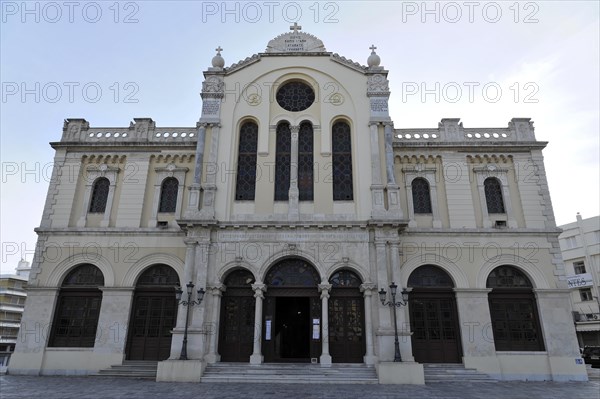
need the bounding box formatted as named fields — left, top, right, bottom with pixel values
left=1, top=1, right=598, bottom=274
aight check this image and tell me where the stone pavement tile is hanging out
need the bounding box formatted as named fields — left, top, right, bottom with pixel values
left=1, top=376, right=599, bottom=399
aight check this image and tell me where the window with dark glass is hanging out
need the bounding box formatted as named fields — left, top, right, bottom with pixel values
left=573, top=261, right=586, bottom=275
left=274, top=122, right=291, bottom=201
left=49, top=264, right=104, bottom=348
left=235, top=122, right=259, bottom=200
left=276, top=81, right=315, bottom=112
left=332, top=121, right=353, bottom=201
left=298, top=121, right=314, bottom=201
left=484, top=177, right=505, bottom=214
left=412, top=178, right=432, bottom=214
left=487, top=265, right=544, bottom=351
left=89, top=177, right=109, bottom=213
left=159, top=177, right=178, bottom=213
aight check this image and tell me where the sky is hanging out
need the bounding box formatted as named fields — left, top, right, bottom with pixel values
left=1, top=1, right=599, bottom=274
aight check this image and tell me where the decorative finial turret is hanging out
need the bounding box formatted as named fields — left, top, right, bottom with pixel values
left=211, top=46, right=225, bottom=69
left=367, top=44, right=381, bottom=68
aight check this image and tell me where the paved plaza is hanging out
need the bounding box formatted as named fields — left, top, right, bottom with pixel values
left=1, top=374, right=599, bottom=399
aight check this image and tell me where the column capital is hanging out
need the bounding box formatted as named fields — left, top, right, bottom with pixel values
left=184, top=238, right=198, bottom=246
left=360, top=283, right=377, bottom=294
left=252, top=283, right=267, bottom=298
left=318, top=283, right=332, bottom=299
left=207, top=283, right=225, bottom=296
left=290, top=125, right=300, bottom=134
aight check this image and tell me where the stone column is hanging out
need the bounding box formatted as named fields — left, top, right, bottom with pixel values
left=184, top=123, right=206, bottom=218
left=319, top=283, right=332, bottom=366
left=205, top=283, right=224, bottom=364
left=375, top=239, right=391, bottom=329
left=288, top=125, right=300, bottom=220
left=200, top=123, right=220, bottom=219
left=360, top=283, right=377, bottom=365
left=250, top=283, right=266, bottom=365
left=369, top=122, right=385, bottom=217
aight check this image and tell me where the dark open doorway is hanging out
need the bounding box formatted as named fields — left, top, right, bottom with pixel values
left=275, top=297, right=310, bottom=360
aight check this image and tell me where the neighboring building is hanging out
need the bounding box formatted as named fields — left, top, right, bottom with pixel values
left=9, top=27, right=586, bottom=382
left=559, top=214, right=600, bottom=347
left=0, top=260, right=30, bottom=371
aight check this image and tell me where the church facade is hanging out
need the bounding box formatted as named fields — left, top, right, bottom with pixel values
left=9, top=28, right=586, bottom=382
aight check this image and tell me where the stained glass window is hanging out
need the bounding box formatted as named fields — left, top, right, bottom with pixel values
left=329, top=270, right=362, bottom=287
left=159, top=177, right=178, bottom=213
left=265, top=259, right=320, bottom=287
left=89, top=177, right=109, bottom=213
left=484, top=177, right=505, bottom=214
left=298, top=121, right=314, bottom=201
left=332, top=121, right=353, bottom=201
left=276, top=81, right=315, bottom=112
left=412, top=178, right=432, bottom=214
left=274, top=122, right=291, bottom=201
left=486, top=266, right=532, bottom=288
left=137, top=264, right=180, bottom=286
left=235, top=122, right=259, bottom=200
left=408, top=265, right=454, bottom=288
left=224, top=269, right=255, bottom=287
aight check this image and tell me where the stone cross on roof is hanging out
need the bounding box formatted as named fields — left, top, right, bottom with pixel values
left=290, top=22, right=302, bottom=33
left=369, top=44, right=377, bottom=52
left=215, top=46, right=223, bottom=55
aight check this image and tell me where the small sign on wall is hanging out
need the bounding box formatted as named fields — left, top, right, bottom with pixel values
left=575, top=358, right=583, bottom=365
left=265, top=319, right=272, bottom=340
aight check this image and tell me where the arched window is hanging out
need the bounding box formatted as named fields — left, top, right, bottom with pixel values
left=332, top=121, right=353, bottom=201
left=265, top=259, right=320, bottom=287
left=274, top=122, right=291, bottom=201
left=329, top=270, right=362, bottom=288
left=89, top=177, right=109, bottom=213
left=412, top=178, right=432, bottom=214
left=235, top=122, right=259, bottom=200
left=487, top=266, right=544, bottom=351
left=484, top=177, right=505, bottom=214
left=159, top=177, right=178, bottom=213
left=298, top=121, right=314, bottom=201
left=49, top=264, right=104, bottom=347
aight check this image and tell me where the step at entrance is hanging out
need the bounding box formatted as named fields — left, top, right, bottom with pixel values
left=423, top=363, right=497, bottom=383
left=95, top=360, right=158, bottom=379
left=201, top=363, right=378, bottom=384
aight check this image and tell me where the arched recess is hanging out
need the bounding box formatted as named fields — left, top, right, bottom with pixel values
left=407, top=265, right=463, bottom=363
left=47, top=254, right=115, bottom=287
left=126, top=264, right=180, bottom=361
left=328, top=269, right=365, bottom=363
left=48, top=264, right=105, bottom=348
left=486, top=265, right=545, bottom=351
left=477, top=254, right=549, bottom=289
left=400, top=255, right=469, bottom=290
left=218, top=268, right=256, bottom=362
left=123, top=254, right=184, bottom=287
left=262, top=258, right=322, bottom=362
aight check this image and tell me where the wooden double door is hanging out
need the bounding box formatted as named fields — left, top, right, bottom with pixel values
left=218, top=288, right=256, bottom=362
left=126, top=290, right=177, bottom=361
left=409, top=290, right=462, bottom=363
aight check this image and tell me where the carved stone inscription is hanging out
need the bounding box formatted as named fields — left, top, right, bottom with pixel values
left=370, top=98, right=389, bottom=115
left=202, top=100, right=220, bottom=116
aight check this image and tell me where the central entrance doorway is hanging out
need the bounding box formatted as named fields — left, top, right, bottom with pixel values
left=262, top=258, right=321, bottom=363
left=275, top=297, right=310, bottom=359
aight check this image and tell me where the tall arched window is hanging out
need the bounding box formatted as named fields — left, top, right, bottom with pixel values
left=89, top=177, right=109, bottom=213
left=298, top=121, right=314, bottom=201
left=412, top=178, right=432, bottom=214
left=49, top=264, right=104, bottom=347
left=235, top=121, right=259, bottom=200
left=274, top=122, right=291, bottom=201
left=332, top=121, right=353, bottom=201
left=487, top=266, right=544, bottom=351
left=159, top=177, right=178, bottom=213
left=484, top=177, right=505, bottom=214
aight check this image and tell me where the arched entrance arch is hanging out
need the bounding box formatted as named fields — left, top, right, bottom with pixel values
left=218, top=268, right=256, bottom=362
left=262, top=258, right=321, bottom=362
left=126, top=264, right=179, bottom=361
left=408, top=265, right=462, bottom=363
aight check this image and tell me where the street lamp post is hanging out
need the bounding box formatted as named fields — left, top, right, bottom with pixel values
left=175, top=281, right=205, bottom=360
left=378, top=282, right=410, bottom=362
